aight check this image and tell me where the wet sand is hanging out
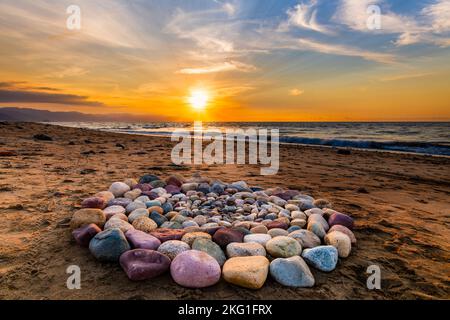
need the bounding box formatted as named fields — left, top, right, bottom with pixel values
left=0, top=121, right=449, bottom=300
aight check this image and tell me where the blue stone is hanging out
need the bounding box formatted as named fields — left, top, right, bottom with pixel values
left=197, top=183, right=211, bottom=194
left=149, top=211, right=167, bottom=227
left=139, top=174, right=160, bottom=184
left=265, top=213, right=277, bottom=220
left=211, top=183, right=224, bottom=195
left=89, top=228, right=130, bottom=262
left=150, top=180, right=166, bottom=188
left=161, top=202, right=173, bottom=214
left=287, top=225, right=301, bottom=233
left=145, top=200, right=162, bottom=208
left=301, top=245, right=338, bottom=272
left=270, top=256, right=315, bottom=287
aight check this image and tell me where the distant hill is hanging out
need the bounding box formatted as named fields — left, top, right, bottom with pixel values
left=0, top=107, right=169, bottom=122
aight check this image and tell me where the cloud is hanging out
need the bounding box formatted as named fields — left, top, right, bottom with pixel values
left=0, top=82, right=105, bottom=106
left=289, top=88, right=304, bottom=96
left=295, top=38, right=395, bottom=63
left=222, top=3, right=236, bottom=16
left=280, top=0, right=334, bottom=34
left=177, top=61, right=257, bottom=74
left=380, top=72, right=435, bottom=82
left=46, top=67, right=89, bottom=79
left=422, top=0, right=450, bottom=33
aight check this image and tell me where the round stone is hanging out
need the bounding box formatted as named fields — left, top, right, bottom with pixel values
left=148, top=205, right=164, bottom=215
left=124, top=189, right=142, bottom=200
left=226, top=242, right=266, bottom=258
left=267, top=228, right=289, bottom=238
left=213, top=228, right=244, bottom=247
left=125, top=229, right=161, bottom=250
left=104, top=205, right=126, bottom=220
left=329, top=225, right=356, bottom=244
left=120, top=249, right=170, bottom=281
left=128, top=208, right=149, bottom=224
left=132, top=216, right=157, bottom=233
left=70, top=208, right=106, bottom=230
left=109, top=182, right=131, bottom=197
left=266, top=236, right=302, bottom=258
left=72, top=223, right=102, bottom=247
left=150, top=228, right=185, bottom=242
left=181, top=232, right=212, bottom=246
left=89, top=228, right=130, bottom=262
left=157, top=240, right=190, bottom=260
left=139, top=174, right=160, bottom=184
left=291, top=210, right=307, bottom=220
left=192, top=238, right=227, bottom=266
left=193, top=215, right=208, bottom=226
left=328, top=212, right=354, bottom=230
left=250, top=225, right=268, bottom=234
left=288, top=229, right=321, bottom=249
left=307, top=221, right=326, bottom=238
left=308, top=213, right=329, bottom=231
left=324, top=231, right=352, bottom=258
left=170, top=250, right=221, bottom=288
left=104, top=217, right=134, bottom=233
left=290, top=219, right=307, bottom=228
left=95, top=191, right=115, bottom=203
left=81, top=197, right=106, bottom=209
left=107, top=197, right=132, bottom=208
left=243, top=234, right=272, bottom=247
left=222, top=256, right=270, bottom=289
left=270, top=256, right=314, bottom=287
left=302, top=245, right=338, bottom=272
left=266, top=221, right=289, bottom=230
left=313, top=199, right=332, bottom=209
left=125, top=201, right=147, bottom=214
left=149, top=211, right=167, bottom=227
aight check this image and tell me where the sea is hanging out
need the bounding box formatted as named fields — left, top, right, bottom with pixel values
left=49, top=122, right=450, bottom=157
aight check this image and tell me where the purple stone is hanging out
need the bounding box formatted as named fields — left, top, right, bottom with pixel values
left=212, top=228, right=244, bottom=247
left=107, top=197, right=132, bottom=208
left=170, top=250, right=221, bottom=288
left=133, top=183, right=152, bottom=192
left=141, top=191, right=159, bottom=200
left=125, top=229, right=161, bottom=250
left=165, top=184, right=181, bottom=194
left=81, top=197, right=106, bottom=209
left=72, top=223, right=102, bottom=247
left=328, top=212, right=354, bottom=230
left=120, top=249, right=171, bottom=281
left=266, top=221, right=289, bottom=230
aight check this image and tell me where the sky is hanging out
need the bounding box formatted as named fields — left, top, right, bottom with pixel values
left=0, top=0, right=449, bottom=121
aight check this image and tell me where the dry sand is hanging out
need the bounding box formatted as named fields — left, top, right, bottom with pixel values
left=0, top=121, right=449, bottom=300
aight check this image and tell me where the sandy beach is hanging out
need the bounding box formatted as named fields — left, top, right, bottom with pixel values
left=0, top=121, right=449, bottom=300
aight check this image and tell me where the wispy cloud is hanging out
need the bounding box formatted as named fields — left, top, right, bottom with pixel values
left=289, top=88, right=304, bottom=96
left=380, top=72, right=435, bottom=82
left=177, top=61, right=257, bottom=74
left=280, top=0, right=334, bottom=34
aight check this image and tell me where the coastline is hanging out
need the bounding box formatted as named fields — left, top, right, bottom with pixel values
left=0, top=121, right=449, bottom=299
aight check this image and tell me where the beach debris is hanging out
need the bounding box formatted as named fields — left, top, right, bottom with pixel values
left=71, top=173, right=357, bottom=288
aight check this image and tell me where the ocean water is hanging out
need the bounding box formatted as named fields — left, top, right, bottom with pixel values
left=50, top=122, right=450, bottom=156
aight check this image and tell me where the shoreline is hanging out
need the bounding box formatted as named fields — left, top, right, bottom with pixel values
left=0, top=121, right=449, bottom=299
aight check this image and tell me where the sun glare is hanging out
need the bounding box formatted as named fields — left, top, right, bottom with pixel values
left=188, top=89, right=209, bottom=110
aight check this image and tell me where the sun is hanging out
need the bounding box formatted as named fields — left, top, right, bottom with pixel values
left=188, top=89, right=209, bottom=110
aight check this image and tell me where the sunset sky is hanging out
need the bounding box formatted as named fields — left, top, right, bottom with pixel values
left=0, top=0, right=449, bottom=121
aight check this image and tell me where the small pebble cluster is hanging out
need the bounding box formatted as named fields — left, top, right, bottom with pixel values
left=71, top=173, right=356, bottom=289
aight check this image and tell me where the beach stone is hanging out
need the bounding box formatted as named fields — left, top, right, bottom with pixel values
left=230, top=181, right=251, bottom=192
left=182, top=220, right=199, bottom=228
left=290, top=218, right=307, bottom=228
left=289, top=229, right=321, bottom=248
left=139, top=174, right=160, bottom=184
left=285, top=204, right=300, bottom=211
left=72, top=223, right=102, bottom=247
left=125, top=201, right=146, bottom=214
left=134, top=183, right=152, bottom=192
left=150, top=228, right=185, bottom=242
left=268, top=228, right=289, bottom=238
left=313, top=199, right=332, bottom=209
left=128, top=208, right=149, bottom=224
left=222, top=256, right=270, bottom=289
left=324, top=231, right=352, bottom=258
left=307, top=221, right=326, bottom=238
left=328, top=212, right=354, bottom=230
left=184, top=226, right=203, bottom=233
left=157, top=240, right=190, bottom=260
left=103, top=205, right=126, bottom=219
left=308, top=213, right=329, bottom=231
left=266, top=221, right=289, bottom=230
left=89, top=228, right=130, bottom=262
left=81, top=197, right=106, bottom=209
left=181, top=232, right=212, bottom=246
left=266, top=236, right=302, bottom=258
left=291, top=210, right=307, bottom=220
left=165, top=184, right=181, bottom=194
left=181, top=183, right=198, bottom=193
left=119, top=249, right=170, bottom=281
left=124, top=189, right=142, bottom=200
left=211, top=183, right=225, bottom=195
left=302, top=245, right=338, bottom=272
left=161, top=202, right=173, bottom=214
left=132, top=216, right=157, bottom=233
left=231, top=226, right=252, bottom=236
left=250, top=225, right=268, bottom=234
left=329, top=225, right=356, bottom=244
left=109, top=213, right=128, bottom=222
left=147, top=205, right=164, bottom=215
left=109, top=182, right=131, bottom=197
left=270, top=256, right=314, bottom=287
left=202, top=226, right=224, bottom=236
left=104, top=217, right=134, bottom=233
left=213, top=228, right=244, bottom=247
left=192, top=238, right=227, bottom=266
left=161, top=221, right=182, bottom=229
left=226, top=242, right=266, bottom=257
left=108, top=197, right=132, bottom=208
left=243, top=234, right=272, bottom=247
left=166, top=175, right=184, bottom=187
left=171, top=214, right=189, bottom=224
left=95, top=191, right=115, bottom=203
left=149, top=211, right=167, bottom=226
left=70, top=208, right=106, bottom=230
left=123, top=178, right=138, bottom=188
left=145, top=200, right=162, bottom=207
left=305, top=208, right=324, bottom=217
left=150, top=180, right=166, bottom=188
left=125, top=229, right=161, bottom=250
left=170, top=250, right=221, bottom=288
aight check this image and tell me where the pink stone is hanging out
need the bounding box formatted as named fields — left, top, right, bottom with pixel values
left=150, top=228, right=186, bottom=243
left=328, top=212, right=354, bottom=230
left=81, top=197, right=106, bottom=209
left=72, top=223, right=102, bottom=247
left=125, top=229, right=161, bottom=250
left=120, top=249, right=170, bottom=281
left=212, top=228, right=244, bottom=247
left=170, top=250, right=221, bottom=288
left=329, top=225, right=356, bottom=244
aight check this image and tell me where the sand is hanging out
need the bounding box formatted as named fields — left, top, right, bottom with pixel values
left=0, top=121, right=449, bottom=300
